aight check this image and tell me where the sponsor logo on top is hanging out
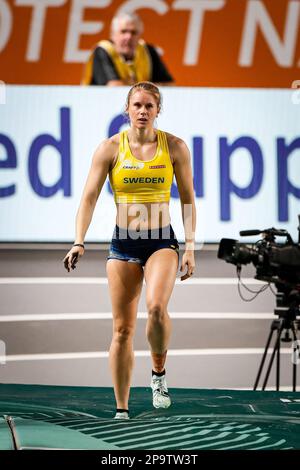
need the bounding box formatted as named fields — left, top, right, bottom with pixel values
left=122, top=159, right=144, bottom=170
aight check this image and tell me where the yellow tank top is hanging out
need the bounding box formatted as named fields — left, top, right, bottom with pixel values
left=109, top=130, right=174, bottom=204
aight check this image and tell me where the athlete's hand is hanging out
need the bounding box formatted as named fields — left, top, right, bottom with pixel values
left=180, top=251, right=195, bottom=281
left=63, top=246, right=84, bottom=272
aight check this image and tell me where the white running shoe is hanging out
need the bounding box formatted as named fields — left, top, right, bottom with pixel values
left=151, top=373, right=171, bottom=409
left=114, top=411, right=129, bottom=420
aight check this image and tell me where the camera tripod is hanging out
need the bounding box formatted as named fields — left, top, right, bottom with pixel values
left=254, top=290, right=300, bottom=391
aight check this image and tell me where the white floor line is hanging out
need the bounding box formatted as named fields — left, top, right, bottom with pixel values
left=232, top=387, right=299, bottom=391
left=0, top=312, right=274, bottom=322
left=0, top=348, right=292, bottom=362
left=0, top=277, right=267, bottom=285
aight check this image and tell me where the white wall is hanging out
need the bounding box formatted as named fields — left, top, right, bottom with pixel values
left=0, top=86, right=299, bottom=242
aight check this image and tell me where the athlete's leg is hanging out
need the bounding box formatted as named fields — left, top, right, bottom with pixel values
left=144, top=248, right=178, bottom=372
left=144, top=248, right=178, bottom=408
left=106, top=259, right=144, bottom=410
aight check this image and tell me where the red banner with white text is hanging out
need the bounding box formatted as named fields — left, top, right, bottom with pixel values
left=0, top=0, right=299, bottom=87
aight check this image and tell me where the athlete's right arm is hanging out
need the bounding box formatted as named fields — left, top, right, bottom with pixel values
left=63, top=139, right=116, bottom=272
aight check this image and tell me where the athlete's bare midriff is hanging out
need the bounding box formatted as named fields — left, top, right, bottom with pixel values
left=116, top=201, right=171, bottom=230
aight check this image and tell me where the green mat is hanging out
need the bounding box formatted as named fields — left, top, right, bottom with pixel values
left=1, top=384, right=300, bottom=450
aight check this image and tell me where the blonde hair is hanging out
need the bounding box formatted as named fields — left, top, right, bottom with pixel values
left=125, top=81, right=162, bottom=114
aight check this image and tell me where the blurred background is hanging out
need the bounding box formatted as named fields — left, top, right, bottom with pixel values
left=0, top=0, right=300, bottom=390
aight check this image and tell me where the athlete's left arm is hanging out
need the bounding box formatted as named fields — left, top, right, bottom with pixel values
left=171, top=138, right=196, bottom=281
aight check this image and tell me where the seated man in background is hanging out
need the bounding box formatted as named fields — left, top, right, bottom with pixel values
left=82, top=12, right=174, bottom=86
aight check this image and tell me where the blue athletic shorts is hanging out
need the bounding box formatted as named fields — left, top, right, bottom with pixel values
left=107, top=224, right=180, bottom=267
